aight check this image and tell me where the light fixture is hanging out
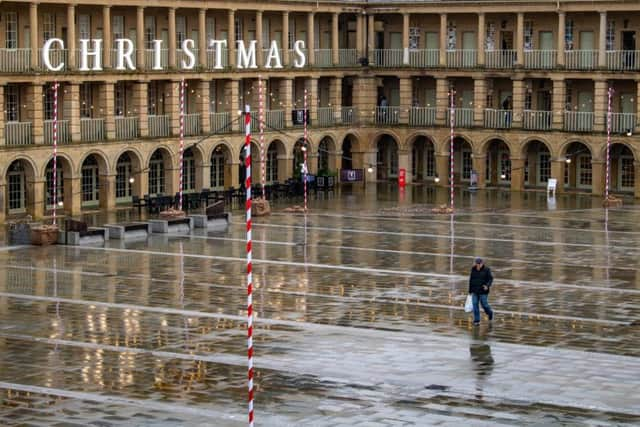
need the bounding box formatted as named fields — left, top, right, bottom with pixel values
left=565, top=157, right=572, bottom=164
left=626, top=129, right=633, bottom=137
left=129, top=177, right=135, bottom=184
left=434, top=176, right=440, bottom=183
left=301, top=145, right=307, bottom=152
left=367, top=165, right=373, bottom=173
left=57, top=201, right=64, bottom=207
left=500, top=173, right=507, bottom=180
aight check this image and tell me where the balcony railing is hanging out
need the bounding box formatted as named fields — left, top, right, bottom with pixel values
left=183, top=113, right=201, bottom=136
left=447, top=50, right=477, bottom=68
left=145, top=49, right=168, bottom=70
left=115, top=116, right=139, bottom=140
left=341, top=107, right=358, bottom=126
left=0, top=49, right=31, bottom=72
left=314, top=49, right=332, bottom=67
left=485, top=50, right=516, bottom=69
left=446, top=108, right=474, bottom=128
left=409, top=107, right=437, bottom=126
left=44, top=120, right=70, bottom=144
left=609, top=112, right=637, bottom=134
left=564, top=111, right=593, bottom=132
left=266, top=110, right=285, bottom=130
left=38, top=49, right=67, bottom=71
left=524, top=50, right=557, bottom=69
left=80, top=118, right=105, bottom=142
left=317, top=107, right=336, bottom=127
left=210, top=111, right=232, bottom=133
left=4, top=122, right=32, bottom=145
left=206, top=48, right=229, bottom=69
left=409, top=49, right=439, bottom=67
left=375, top=106, right=400, bottom=125
left=148, top=115, right=170, bottom=137
left=373, top=49, right=404, bottom=67
left=565, top=50, right=598, bottom=70
left=606, top=50, right=640, bottom=71
left=484, top=109, right=513, bottom=129
left=338, top=49, right=359, bottom=66
left=523, top=110, right=553, bottom=131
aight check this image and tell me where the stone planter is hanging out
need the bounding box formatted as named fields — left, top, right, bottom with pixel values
left=159, top=209, right=186, bottom=220
left=431, top=204, right=455, bottom=214
left=602, top=196, right=623, bottom=208
left=252, top=198, right=271, bottom=216
left=31, top=224, right=59, bottom=246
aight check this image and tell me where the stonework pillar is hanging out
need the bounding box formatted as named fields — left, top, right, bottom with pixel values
left=367, top=14, right=375, bottom=63
left=552, top=78, right=565, bottom=130
left=332, top=13, right=339, bottom=65
left=228, top=10, right=236, bottom=68
left=308, top=13, right=315, bottom=66
left=199, top=9, right=207, bottom=68
left=67, top=5, right=76, bottom=69
left=256, top=10, right=264, bottom=67
left=64, top=177, right=82, bottom=216
left=594, top=79, right=608, bottom=132
left=473, top=78, right=486, bottom=126
left=510, top=158, right=525, bottom=191
left=102, top=82, right=115, bottom=139
left=516, top=12, right=524, bottom=67
left=402, top=13, right=410, bottom=65
left=167, top=81, right=180, bottom=135
left=0, top=86, right=5, bottom=146
left=512, top=78, right=525, bottom=128
left=100, top=174, right=116, bottom=210
left=168, top=7, right=177, bottom=68
left=353, top=77, right=376, bottom=126
left=472, top=154, right=486, bottom=189
left=436, top=78, right=449, bottom=125
left=31, top=84, right=44, bottom=144
left=598, top=12, right=607, bottom=68
left=557, top=12, right=565, bottom=67
left=135, top=82, right=148, bottom=137
left=591, top=160, right=605, bottom=196
left=356, top=14, right=363, bottom=57
left=399, top=78, right=412, bottom=124
left=137, top=7, right=145, bottom=69
left=199, top=80, right=211, bottom=133
left=477, top=13, right=485, bottom=66
left=439, top=13, right=447, bottom=66
left=280, top=78, right=293, bottom=127
left=330, top=77, right=342, bottom=122
left=282, top=12, right=290, bottom=67
left=68, top=83, right=80, bottom=142
left=226, top=79, right=240, bottom=131
left=305, top=77, right=318, bottom=125
left=103, top=6, right=112, bottom=68
left=30, top=4, right=38, bottom=68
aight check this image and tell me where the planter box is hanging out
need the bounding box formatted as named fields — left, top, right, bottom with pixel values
left=31, top=225, right=59, bottom=246
left=603, top=196, right=623, bottom=208
left=252, top=198, right=271, bottom=216
left=159, top=209, right=186, bottom=220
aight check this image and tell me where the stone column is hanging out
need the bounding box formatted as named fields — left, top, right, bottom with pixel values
left=102, top=82, right=115, bottom=139
left=308, top=12, right=315, bottom=66
left=280, top=78, right=293, bottom=127
left=199, top=9, right=207, bottom=68
left=367, top=14, right=375, bottom=62
left=551, top=158, right=565, bottom=193
left=0, top=86, right=5, bottom=146
left=399, top=78, right=412, bottom=124
left=477, top=13, right=485, bottom=66
left=594, top=79, right=608, bottom=132
left=598, top=12, right=607, bottom=68
left=226, top=79, right=240, bottom=131
left=31, top=84, right=44, bottom=144
left=435, top=153, right=449, bottom=187
left=330, top=77, right=342, bottom=123
left=282, top=12, right=289, bottom=67
left=67, top=5, right=76, bottom=70
left=134, top=81, right=148, bottom=137
left=100, top=174, right=116, bottom=210
left=30, top=3, right=38, bottom=68
left=356, top=14, right=363, bottom=57
left=103, top=6, right=112, bottom=68
left=439, top=13, right=447, bottom=66
left=473, top=78, right=486, bottom=126
left=63, top=176, right=81, bottom=216
left=552, top=78, right=565, bottom=130
left=332, top=12, right=339, bottom=65
left=305, top=77, right=318, bottom=125
left=167, top=80, right=180, bottom=135
left=168, top=7, right=177, bottom=68
left=402, top=13, right=410, bottom=65
left=472, top=154, right=486, bottom=188
left=199, top=80, right=211, bottom=133
left=353, top=76, right=376, bottom=125
left=512, top=78, right=525, bottom=128
left=256, top=10, right=264, bottom=67
left=557, top=12, right=565, bottom=67
left=68, top=83, right=80, bottom=142
left=516, top=12, right=524, bottom=67
left=137, top=7, right=145, bottom=69
left=591, top=160, right=605, bottom=195
left=228, top=10, right=236, bottom=68
left=436, top=77, right=449, bottom=125
left=510, top=158, right=525, bottom=191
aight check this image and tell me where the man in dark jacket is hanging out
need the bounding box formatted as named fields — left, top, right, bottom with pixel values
left=468, top=257, right=494, bottom=326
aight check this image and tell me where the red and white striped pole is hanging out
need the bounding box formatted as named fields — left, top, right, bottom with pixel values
left=52, top=81, right=59, bottom=225
left=449, top=88, right=455, bottom=210
left=259, top=77, right=266, bottom=199
left=244, top=104, right=255, bottom=427
left=178, top=79, right=185, bottom=211
left=605, top=86, right=613, bottom=201
left=303, top=89, right=308, bottom=214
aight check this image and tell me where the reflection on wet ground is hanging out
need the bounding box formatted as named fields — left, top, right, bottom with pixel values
left=1, top=185, right=640, bottom=425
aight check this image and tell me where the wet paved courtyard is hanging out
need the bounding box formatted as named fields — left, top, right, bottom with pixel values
left=1, top=185, right=640, bottom=426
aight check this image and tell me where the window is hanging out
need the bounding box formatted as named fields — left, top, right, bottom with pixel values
left=45, top=159, right=64, bottom=209
left=8, top=161, right=26, bottom=213
left=209, top=80, right=217, bottom=113
left=112, top=15, right=125, bottom=45
left=5, top=85, right=19, bottom=122
left=81, top=156, right=100, bottom=205
left=578, top=155, right=592, bottom=187
left=620, top=157, right=634, bottom=189
left=206, top=17, right=216, bottom=41
left=288, top=16, right=295, bottom=49
left=235, top=16, right=243, bottom=42
left=182, top=149, right=196, bottom=192
left=116, top=153, right=132, bottom=200
left=524, top=21, right=533, bottom=50
left=499, top=151, right=511, bottom=181
left=144, top=16, right=156, bottom=49
left=80, top=83, right=92, bottom=118
left=148, top=151, right=165, bottom=195
left=44, top=85, right=55, bottom=120
left=486, top=155, right=492, bottom=182
left=266, top=146, right=278, bottom=182
left=425, top=146, right=435, bottom=178
left=211, top=148, right=225, bottom=189
left=148, top=82, right=160, bottom=115
left=409, top=27, right=420, bottom=50
left=462, top=150, right=472, bottom=180
left=43, top=13, right=56, bottom=41
left=565, top=19, right=574, bottom=50
left=176, top=15, right=186, bottom=46
left=538, top=152, right=551, bottom=184
left=115, top=82, right=126, bottom=116
left=606, top=20, right=615, bottom=51
left=79, top=15, right=91, bottom=40
left=318, top=139, right=329, bottom=173
left=5, top=12, right=18, bottom=49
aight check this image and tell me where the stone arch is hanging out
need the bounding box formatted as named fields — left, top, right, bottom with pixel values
left=147, top=147, right=174, bottom=195
left=521, top=139, right=553, bottom=188
left=600, top=140, right=637, bottom=162
left=559, top=139, right=593, bottom=159
left=79, top=153, right=108, bottom=209
left=438, top=133, right=473, bottom=155
left=114, top=150, right=143, bottom=202
left=317, top=135, right=338, bottom=174
left=376, top=133, right=400, bottom=180
left=478, top=135, right=514, bottom=157
left=520, top=136, right=554, bottom=159
left=2, top=154, right=39, bottom=180
left=484, top=138, right=512, bottom=186
left=409, top=134, right=437, bottom=181
left=561, top=140, right=594, bottom=191
left=371, top=130, right=401, bottom=151
left=208, top=140, right=236, bottom=164
left=210, top=143, right=233, bottom=190
left=4, top=157, right=37, bottom=217
left=76, top=150, right=109, bottom=178
left=607, top=142, right=636, bottom=193
left=341, top=133, right=361, bottom=170
left=266, top=139, right=287, bottom=182
left=43, top=155, right=74, bottom=212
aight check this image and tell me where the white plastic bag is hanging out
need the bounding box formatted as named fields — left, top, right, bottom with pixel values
left=464, top=294, right=473, bottom=313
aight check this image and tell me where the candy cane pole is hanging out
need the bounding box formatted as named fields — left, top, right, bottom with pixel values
left=259, top=76, right=266, bottom=199
left=52, top=82, right=59, bottom=225
left=178, top=79, right=185, bottom=211
left=605, top=86, right=613, bottom=201
left=303, top=89, right=308, bottom=214
left=449, top=89, right=455, bottom=210
left=244, top=105, right=255, bottom=427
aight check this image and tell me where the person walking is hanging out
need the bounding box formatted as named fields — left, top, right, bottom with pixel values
left=468, top=257, right=494, bottom=326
